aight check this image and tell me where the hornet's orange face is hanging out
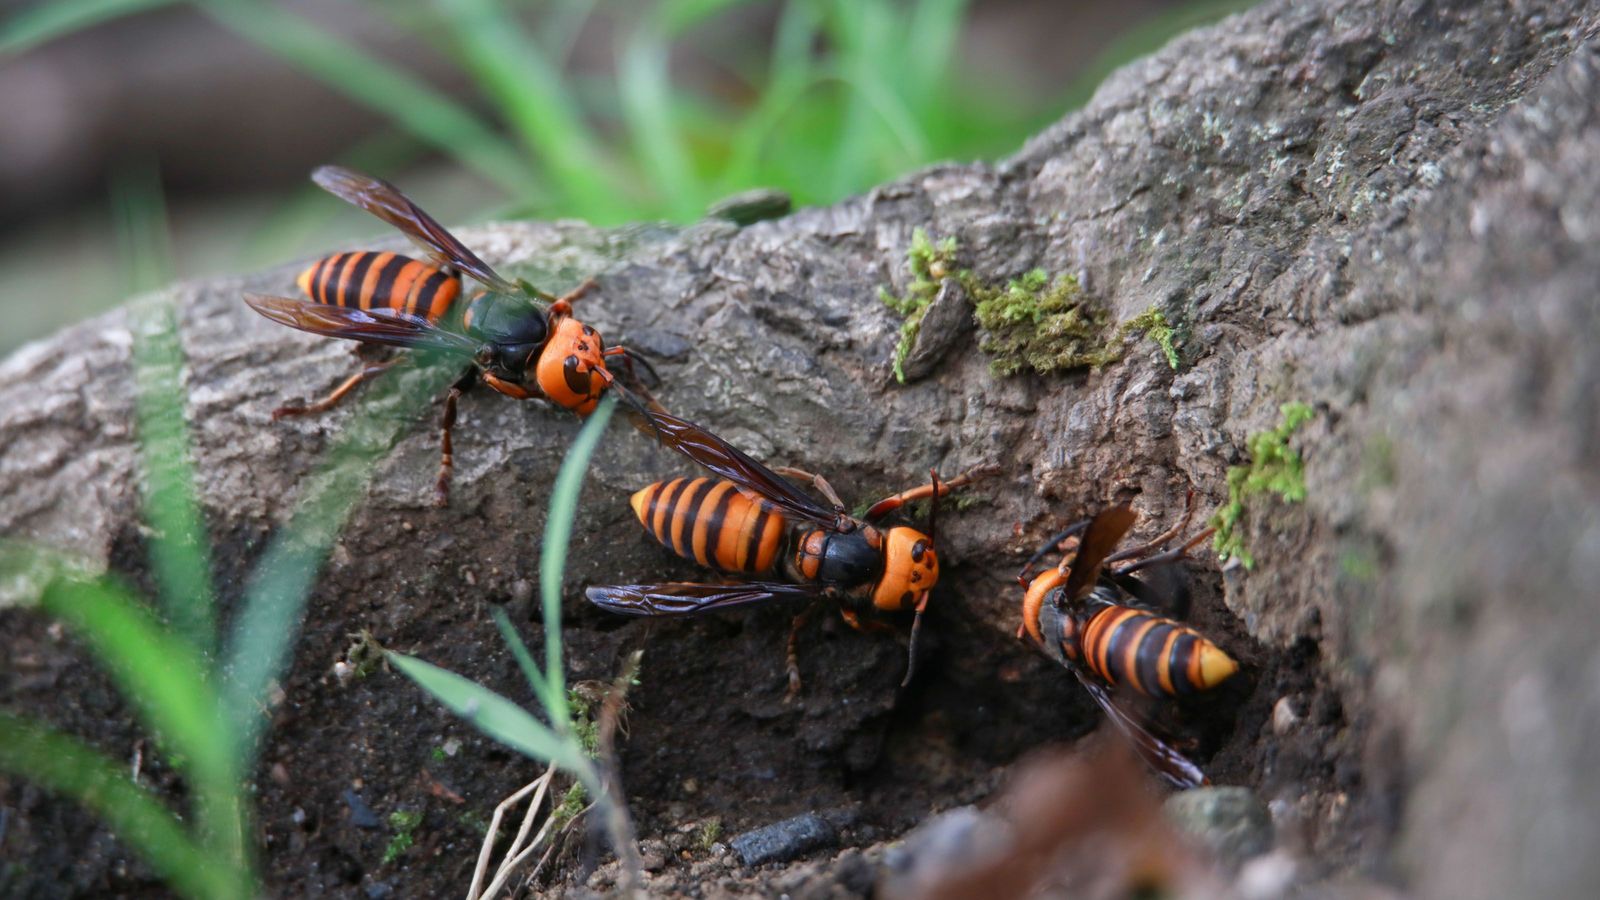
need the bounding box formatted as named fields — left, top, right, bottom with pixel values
left=871, top=526, right=940, bottom=613
left=535, top=316, right=609, bottom=414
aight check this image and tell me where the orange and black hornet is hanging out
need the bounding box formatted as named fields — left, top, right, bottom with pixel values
left=245, top=166, right=657, bottom=505
left=587, top=409, right=994, bottom=696
left=1017, top=498, right=1237, bottom=787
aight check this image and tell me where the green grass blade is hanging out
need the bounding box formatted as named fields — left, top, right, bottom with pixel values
left=387, top=651, right=588, bottom=771
left=432, top=0, right=621, bottom=221
left=37, top=574, right=232, bottom=785
left=110, top=164, right=175, bottom=293
left=490, top=604, right=552, bottom=712
left=0, top=713, right=251, bottom=900
left=195, top=0, right=537, bottom=202
left=832, top=63, right=929, bottom=165
left=721, top=72, right=826, bottom=194
left=112, top=169, right=218, bottom=656
left=222, top=359, right=453, bottom=755
left=545, top=0, right=600, bottom=67
left=539, top=394, right=617, bottom=726
left=0, top=0, right=175, bottom=56
left=36, top=570, right=249, bottom=874
left=657, top=0, right=755, bottom=35
left=618, top=28, right=699, bottom=219
left=904, top=0, right=968, bottom=92
left=238, top=130, right=436, bottom=269
left=131, top=302, right=218, bottom=658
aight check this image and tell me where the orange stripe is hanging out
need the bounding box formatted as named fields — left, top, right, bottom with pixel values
left=733, top=502, right=764, bottom=571
left=389, top=261, right=425, bottom=315
left=631, top=483, right=659, bottom=529
left=1188, top=635, right=1204, bottom=690
left=752, top=511, right=782, bottom=573
left=716, top=493, right=754, bottom=571
left=297, top=259, right=321, bottom=299
left=691, top=482, right=733, bottom=567
left=419, top=275, right=460, bottom=322
left=1156, top=627, right=1181, bottom=695
left=1085, top=608, right=1128, bottom=685
left=668, top=478, right=709, bottom=560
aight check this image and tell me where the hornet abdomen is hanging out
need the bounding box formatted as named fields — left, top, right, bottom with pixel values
left=631, top=477, right=785, bottom=575
left=297, top=250, right=461, bottom=322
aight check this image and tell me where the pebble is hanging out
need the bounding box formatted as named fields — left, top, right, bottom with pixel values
left=343, top=788, right=381, bottom=829
left=1236, top=849, right=1299, bottom=899
left=706, top=188, right=792, bottom=225
left=1164, top=786, right=1273, bottom=867
left=729, top=812, right=838, bottom=866
left=1272, top=696, right=1302, bottom=734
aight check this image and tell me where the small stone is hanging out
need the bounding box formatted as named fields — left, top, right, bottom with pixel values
left=899, top=278, right=972, bottom=382
left=1236, top=849, right=1299, bottom=899
left=729, top=812, right=837, bottom=867
left=1165, top=787, right=1273, bottom=868
left=1272, top=696, right=1302, bottom=735
left=343, top=789, right=381, bottom=829
left=707, top=188, right=792, bottom=225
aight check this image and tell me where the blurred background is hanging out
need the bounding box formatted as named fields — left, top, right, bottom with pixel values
left=0, top=0, right=1257, bottom=357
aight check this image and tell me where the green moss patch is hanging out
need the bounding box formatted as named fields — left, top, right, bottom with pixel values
left=969, top=269, right=1120, bottom=376
left=880, top=232, right=1186, bottom=378
left=1118, top=308, right=1181, bottom=370
left=383, top=809, right=424, bottom=865
left=1210, top=402, right=1315, bottom=568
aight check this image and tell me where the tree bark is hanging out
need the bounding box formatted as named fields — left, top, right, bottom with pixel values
left=4, top=1, right=1599, bottom=896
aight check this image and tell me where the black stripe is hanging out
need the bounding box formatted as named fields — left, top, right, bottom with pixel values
left=703, top=484, right=738, bottom=570
left=671, top=479, right=714, bottom=561
left=1168, top=633, right=1199, bottom=696
left=414, top=269, right=451, bottom=321
left=302, top=257, right=327, bottom=300
left=337, top=252, right=378, bottom=308
left=1136, top=619, right=1173, bottom=698
left=371, top=254, right=408, bottom=311
left=743, top=504, right=772, bottom=574
left=1102, top=611, right=1144, bottom=687
left=318, top=253, right=350, bottom=304
left=652, top=478, right=689, bottom=549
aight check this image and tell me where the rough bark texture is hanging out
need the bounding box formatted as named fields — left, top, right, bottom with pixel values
left=5, top=0, right=1600, bottom=896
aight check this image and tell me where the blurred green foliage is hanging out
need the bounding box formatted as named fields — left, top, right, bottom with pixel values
left=0, top=173, right=453, bottom=897
left=0, top=0, right=1261, bottom=357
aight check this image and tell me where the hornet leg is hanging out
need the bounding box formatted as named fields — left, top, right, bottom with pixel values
left=771, top=466, right=847, bottom=513
left=272, top=357, right=401, bottom=421
left=864, top=463, right=1000, bottom=521
left=433, top=369, right=478, bottom=508
left=785, top=600, right=825, bottom=701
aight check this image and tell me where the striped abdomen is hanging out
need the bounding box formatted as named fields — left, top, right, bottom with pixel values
left=1078, top=606, right=1238, bottom=697
left=296, top=251, right=461, bottom=322
left=630, top=477, right=785, bottom=575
